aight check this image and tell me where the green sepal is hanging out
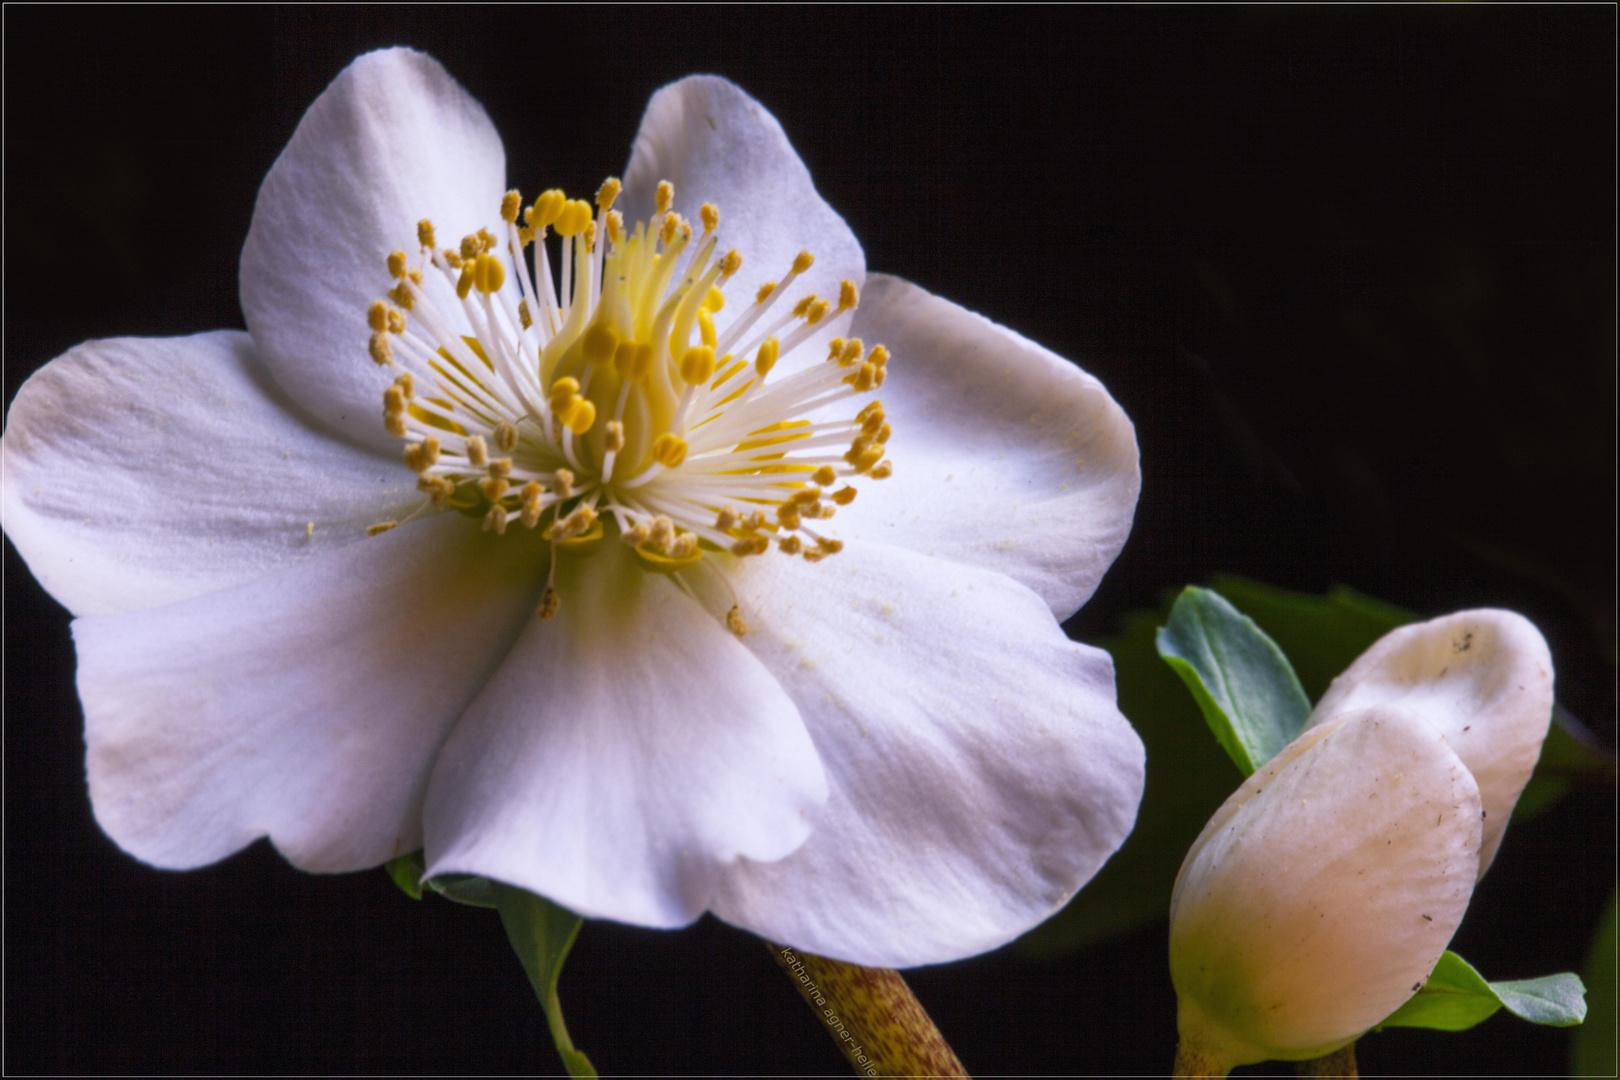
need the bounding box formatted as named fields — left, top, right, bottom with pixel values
left=1379, top=950, right=1586, bottom=1031
left=384, top=851, right=426, bottom=899
left=492, top=883, right=599, bottom=1078
left=426, top=872, right=501, bottom=909
left=1156, top=585, right=1311, bottom=776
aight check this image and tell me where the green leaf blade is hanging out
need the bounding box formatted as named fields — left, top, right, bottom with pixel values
left=1156, top=586, right=1312, bottom=776
left=1492, top=973, right=1587, bottom=1027
left=492, top=883, right=599, bottom=1079
left=384, top=851, right=425, bottom=899
left=1380, top=950, right=1587, bottom=1032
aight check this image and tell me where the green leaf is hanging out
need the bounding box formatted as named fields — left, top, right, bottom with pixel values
left=492, top=883, right=598, bottom=1079
left=384, top=850, right=425, bottom=899
left=1573, top=891, right=1616, bottom=1075
left=1381, top=950, right=1586, bottom=1032
left=1156, top=586, right=1311, bottom=775
left=425, top=872, right=501, bottom=908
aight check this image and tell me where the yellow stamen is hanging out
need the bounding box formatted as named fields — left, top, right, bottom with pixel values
left=652, top=433, right=688, bottom=468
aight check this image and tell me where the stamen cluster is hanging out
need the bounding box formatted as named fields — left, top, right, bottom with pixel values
left=361, top=177, right=893, bottom=626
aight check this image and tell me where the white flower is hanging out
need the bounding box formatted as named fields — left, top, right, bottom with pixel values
left=1168, top=610, right=1553, bottom=1070
left=0, top=48, right=1145, bottom=967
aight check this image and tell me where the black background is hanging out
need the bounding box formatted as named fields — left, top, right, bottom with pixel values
left=4, top=7, right=1614, bottom=1076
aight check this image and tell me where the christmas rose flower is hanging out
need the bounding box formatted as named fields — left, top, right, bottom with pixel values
left=1, top=48, right=1145, bottom=967
left=1168, top=611, right=1553, bottom=1071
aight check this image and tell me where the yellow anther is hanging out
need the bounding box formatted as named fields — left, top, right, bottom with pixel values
left=471, top=253, right=505, bottom=294
left=870, top=461, right=893, bottom=480
left=873, top=367, right=887, bottom=387
left=703, top=287, right=726, bottom=314
left=487, top=458, right=513, bottom=480
left=604, top=420, right=625, bottom=452
left=868, top=345, right=889, bottom=367
left=861, top=410, right=886, bottom=437
left=443, top=250, right=464, bottom=269
left=387, top=282, right=414, bottom=310
left=596, top=177, right=622, bottom=211
left=791, top=294, right=817, bottom=318
left=538, top=588, right=561, bottom=619
left=456, top=266, right=474, bottom=300
left=518, top=298, right=533, bottom=329
left=670, top=532, right=698, bottom=559
left=875, top=422, right=892, bottom=443
left=560, top=397, right=597, bottom=434
left=479, top=476, right=510, bottom=502
left=652, top=433, right=689, bottom=468
left=719, top=250, right=742, bottom=278
left=527, top=189, right=565, bottom=230
left=700, top=203, right=720, bottom=232
left=550, top=505, right=598, bottom=540
left=742, top=510, right=767, bottom=531
left=848, top=362, right=877, bottom=392
left=607, top=210, right=624, bottom=245
left=775, top=505, right=801, bottom=530
left=393, top=372, right=415, bottom=399
left=679, top=345, right=717, bottom=385
left=831, top=485, right=857, bottom=506
left=367, top=521, right=398, bottom=536
left=730, top=535, right=770, bottom=557
left=812, top=465, right=837, bottom=486
left=755, top=281, right=777, bottom=303
left=387, top=250, right=408, bottom=279
left=386, top=308, right=407, bottom=334
left=698, top=309, right=717, bottom=349
left=805, top=298, right=832, bottom=325
left=518, top=226, right=536, bottom=246
left=755, top=337, right=780, bottom=376
left=584, top=221, right=597, bottom=252
left=839, top=338, right=864, bottom=365
left=802, top=548, right=827, bottom=564
left=583, top=322, right=618, bottom=365
left=549, top=376, right=580, bottom=412
left=402, top=436, right=440, bottom=473
left=520, top=484, right=544, bottom=529
left=419, top=475, right=455, bottom=507
left=642, top=515, right=672, bottom=550
left=483, top=505, right=508, bottom=535
left=383, top=412, right=404, bottom=437
left=466, top=435, right=489, bottom=467
left=715, top=506, right=739, bottom=531
left=659, top=212, right=680, bottom=246
left=792, top=250, right=815, bottom=274
left=726, top=606, right=748, bottom=637
left=614, top=340, right=654, bottom=380
left=856, top=400, right=884, bottom=423
left=460, top=234, right=481, bottom=261
left=555, top=199, right=593, bottom=237
left=839, top=279, right=858, bottom=310
left=477, top=228, right=498, bottom=253
left=848, top=443, right=885, bottom=472
left=553, top=469, right=575, bottom=499
left=367, top=301, right=389, bottom=332
left=621, top=520, right=650, bottom=546
left=656, top=180, right=674, bottom=215
left=826, top=338, right=845, bottom=362
left=417, top=220, right=436, bottom=248
left=778, top=535, right=803, bottom=555
left=790, top=488, right=821, bottom=508
left=501, top=190, right=522, bottom=224
left=383, top=385, right=407, bottom=415
left=495, top=417, right=519, bottom=452
left=817, top=537, right=844, bottom=555
left=369, top=332, right=392, bottom=366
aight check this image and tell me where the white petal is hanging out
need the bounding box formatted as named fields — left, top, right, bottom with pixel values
left=422, top=541, right=826, bottom=929
left=620, top=75, right=865, bottom=358
left=73, top=512, right=544, bottom=872
left=1170, top=707, right=1482, bottom=1068
left=240, top=48, right=505, bottom=451
left=1, top=331, right=415, bottom=617
left=832, top=275, right=1141, bottom=620
left=1306, top=609, right=1553, bottom=875
left=708, top=543, right=1145, bottom=967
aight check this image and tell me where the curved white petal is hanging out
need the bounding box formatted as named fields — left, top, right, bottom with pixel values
left=707, top=542, right=1145, bottom=967
left=1170, top=707, right=1482, bottom=1068
left=241, top=47, right=505, bottom=451
left=1, top=331, right=416, bottom=617
left=830, top=275, right=1141, bottom=620
left=423, top=541, right=826, bottom=929
left=74, top=512, right=546, bottom=872
left=1306, top=609, right=1553, bottom=875
left=620, top=75, right=865, bottom=362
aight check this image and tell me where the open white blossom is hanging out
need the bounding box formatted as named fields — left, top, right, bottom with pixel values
left=1169, top=610, right=1553, bottom=1071
left=1, top=49, right=1145, bottom=967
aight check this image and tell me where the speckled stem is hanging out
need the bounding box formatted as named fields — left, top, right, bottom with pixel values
left=770, top=942, right=969, bottom=1078
left=1172, top=1040, right=1231, bottom=1078
left=1295, top=1042, right=1359, bottom=1078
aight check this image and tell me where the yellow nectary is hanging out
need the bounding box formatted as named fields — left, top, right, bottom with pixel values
left=361, top=178, right=894, bottom=630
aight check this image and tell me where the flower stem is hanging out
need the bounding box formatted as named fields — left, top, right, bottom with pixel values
left=1172, top=1039, right=1231, bottom=1078
left=1295, top=1042, right=1359, bottom=1077
left=770, top=942, right=969, bottom=1078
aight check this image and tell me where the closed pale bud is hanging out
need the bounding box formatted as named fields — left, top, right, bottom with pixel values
left=1169, top=610, right=1555, bottom=1076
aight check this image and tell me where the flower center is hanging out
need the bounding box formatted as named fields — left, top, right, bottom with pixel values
left=362, top=178, right=892, bottom=632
